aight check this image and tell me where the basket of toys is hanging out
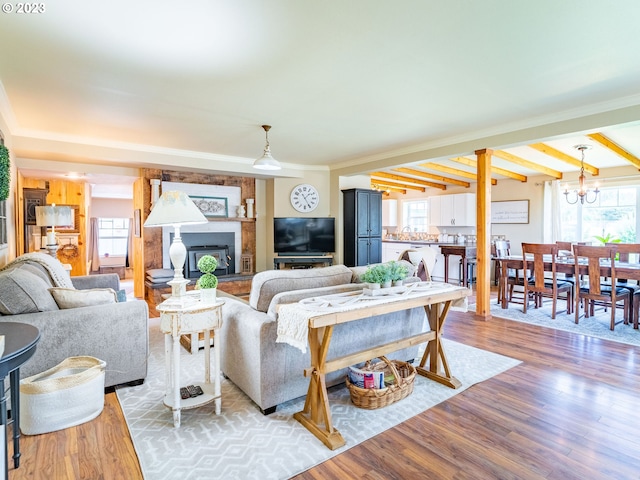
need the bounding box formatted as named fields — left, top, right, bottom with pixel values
left=345, top=356, right=416, bottom=409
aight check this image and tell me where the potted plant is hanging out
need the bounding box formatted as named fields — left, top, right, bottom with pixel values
left=388, top=261, right=409, bottom=286
left=360, top=265, right=383, bottom=288
left=360, top=264, right=393, bottom=288
left=195, top=255, right=219, bottom=303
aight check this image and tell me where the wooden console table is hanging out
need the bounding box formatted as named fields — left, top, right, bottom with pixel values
left=285, top=284, right=470, bottom=450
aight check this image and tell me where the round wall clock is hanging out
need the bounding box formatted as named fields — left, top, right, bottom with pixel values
left=290, top=184, right=320, bottom=212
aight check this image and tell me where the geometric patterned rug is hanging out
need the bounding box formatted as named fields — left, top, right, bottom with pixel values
left=116, top=318, right=521, bottom=480
left=485, top=300, right=640, bottom=347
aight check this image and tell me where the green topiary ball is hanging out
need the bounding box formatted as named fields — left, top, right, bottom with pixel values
left=197, top=273, right=218, bottom=289
left=197, top=255, right=218, bottom=274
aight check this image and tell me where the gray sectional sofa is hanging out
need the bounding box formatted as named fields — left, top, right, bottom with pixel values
left=0, top=252, right=149, bottom=388
left=219, top=262, right=425, bottom=414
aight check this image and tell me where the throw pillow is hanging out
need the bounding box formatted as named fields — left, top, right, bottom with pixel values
left=49, top=288, right=117, bottom=309
left=0, top=267, right=60, bottom=314
left=146, top=276, right=174, bottom=284
left=146, top=268, right=175, bottom=279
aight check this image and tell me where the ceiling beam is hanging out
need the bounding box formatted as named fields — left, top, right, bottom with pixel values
left=450, top=157, right=527, bottom=182
left=587, top=132, right=640, bottom=170
left=371, top=171, right=447, bottom=190
left=371, top=179, right=425, bottom=192
left=370, top=183, right=406, bottom=194
left=493, top=150, right=563, bottom=179
left=392, top=167, right=470, bottom=187
left=419, top=162, right=498, bottom=185
left=528, top=143, right=598, bottom=175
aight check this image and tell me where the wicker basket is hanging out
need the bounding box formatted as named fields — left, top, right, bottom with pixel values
left=345, top=356, right=416, bottom=409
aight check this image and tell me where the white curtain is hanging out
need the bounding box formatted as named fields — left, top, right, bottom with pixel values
left=88, top=217, right=101, bottom=272
left=542, top=180, right=562, bottom=243
left=126, top=217, right=133, bottom=268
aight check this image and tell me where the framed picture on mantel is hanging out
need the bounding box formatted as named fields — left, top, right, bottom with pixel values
left=191, top=196, right=228, bottom=218
left=491, top=200, right=529, bottom=224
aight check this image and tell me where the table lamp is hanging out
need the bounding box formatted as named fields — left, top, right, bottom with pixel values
left=35, top=203, right=73, bottom=257
left=144, top=190, right=208, bottom=298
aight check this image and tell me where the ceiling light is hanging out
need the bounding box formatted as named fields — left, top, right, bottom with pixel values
left=253, top=125, right=282, bottom=171
left=564, top=144, right=599, bottom=205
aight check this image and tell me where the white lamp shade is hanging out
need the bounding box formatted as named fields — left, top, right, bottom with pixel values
left=35, top=205, right=73, bottom=227
left=253, top=147, right=282, bottom=170
left=143, top=191, right=208, bottom=227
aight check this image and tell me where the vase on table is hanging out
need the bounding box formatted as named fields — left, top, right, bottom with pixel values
left=200, top=288, right=217, bottom=304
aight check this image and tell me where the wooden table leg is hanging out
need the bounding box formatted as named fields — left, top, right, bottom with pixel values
left=500, top=261, right=509, bottom=309
left=416, top=300, right=462, bottom=389
left=443, top=253, right=450, bottom=283
left=293, top=325, right=346, bottom=450
left=462, top=257, right=468, bottom=287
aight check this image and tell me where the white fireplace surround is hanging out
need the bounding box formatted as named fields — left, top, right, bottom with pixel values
left=160, top=181, right=242, bottom=274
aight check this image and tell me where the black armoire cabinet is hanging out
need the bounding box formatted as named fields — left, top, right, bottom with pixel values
left=342, top=188, right=382, bottom=266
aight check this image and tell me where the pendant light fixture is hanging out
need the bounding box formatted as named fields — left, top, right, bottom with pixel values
left=563, top=144, right=599, bottom=205
left=253, top=125, right=282, bottom=170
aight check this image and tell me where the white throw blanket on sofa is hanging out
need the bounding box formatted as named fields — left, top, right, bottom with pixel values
left=276, top=282, right=467, bottom=353
left=1, top=252, right=74, bottom=288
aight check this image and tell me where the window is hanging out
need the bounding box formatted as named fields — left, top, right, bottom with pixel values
left=0, top=200, right=6, bottom=246
left=98, top=218, right=130, bottom=256
left=559, top=185, right=638, bottom=243
left=402, top=200, right=429, bottom=232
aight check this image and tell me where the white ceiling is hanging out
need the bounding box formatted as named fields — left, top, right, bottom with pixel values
left=2, top=0, right=640, bottom=188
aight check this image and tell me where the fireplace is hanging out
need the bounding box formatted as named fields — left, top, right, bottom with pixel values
left=169, top=231, right=236, bottom=277
left=187, top=245, right=231, bottom=279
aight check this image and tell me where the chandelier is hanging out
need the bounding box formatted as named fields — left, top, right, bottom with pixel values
left=564, top=144, right=599, bottom=205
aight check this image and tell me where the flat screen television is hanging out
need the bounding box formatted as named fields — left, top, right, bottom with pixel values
left=274, top=217, right=335, bottom=254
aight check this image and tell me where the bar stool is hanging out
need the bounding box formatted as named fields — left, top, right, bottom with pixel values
left=459, top=258, right=476, bottom=287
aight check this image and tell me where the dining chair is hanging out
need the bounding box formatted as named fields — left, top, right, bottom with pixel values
left=521, top=243, right=574, bottom=319
left=556, top=241, right=573, bottom=256
left=573, top=245, right=630, bottom=330
left=501, top=242, right=535, bottom=307
left=493, top=240, right=511, bottom=304
left=606, top=242, right=640, bottom=329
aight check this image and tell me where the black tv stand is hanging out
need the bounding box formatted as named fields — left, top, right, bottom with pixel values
left=273, top=254, right=333, bottom=270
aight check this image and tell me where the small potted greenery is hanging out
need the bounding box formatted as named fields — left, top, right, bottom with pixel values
left=196, top=255, right=219, bottom=303
left=388, top=261, right=409, bottom=286
left=360, top=264, right=393, bottom=288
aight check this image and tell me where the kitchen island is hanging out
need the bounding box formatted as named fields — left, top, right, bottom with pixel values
left=382, top=239, right=477, bottom=284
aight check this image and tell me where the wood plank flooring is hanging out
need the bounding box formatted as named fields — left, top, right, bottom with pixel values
left=8, top=292, right=640, bottom=479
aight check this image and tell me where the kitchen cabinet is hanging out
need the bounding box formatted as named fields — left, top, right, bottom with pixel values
left=382, top=199, right=398, bottom=227
left=342, top=188, right=382, bottom=266
left=429, top=193, right=476, bottom=227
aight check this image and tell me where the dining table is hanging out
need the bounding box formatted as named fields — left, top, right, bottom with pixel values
left=497, top=254, right=640, bottom=311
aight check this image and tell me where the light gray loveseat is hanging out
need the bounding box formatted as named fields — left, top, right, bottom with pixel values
left=219, top=262, right=425, bottom=414
left=0, top=252, right=149, bottom=388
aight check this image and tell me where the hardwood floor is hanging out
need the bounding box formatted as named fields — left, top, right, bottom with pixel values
left=8, top=290, right=640, bottom=479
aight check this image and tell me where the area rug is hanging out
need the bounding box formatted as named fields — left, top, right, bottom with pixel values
left=116, top=318, right=520, bottom=480
left=485, top=301, right=640, bottom=346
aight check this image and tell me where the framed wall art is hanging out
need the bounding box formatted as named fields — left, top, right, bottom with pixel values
left=190, top=196, right=228, bottom=218
left=491, top=200, right=529, bottom=224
